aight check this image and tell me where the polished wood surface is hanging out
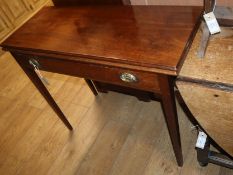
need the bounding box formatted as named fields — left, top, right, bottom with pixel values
left=11, top=52, right=161, bottom=92
left=177, top=27, right=233, bottom=157
left=10, top=50, right=185, bottom=166
left=51, top=0, right=132, bottom=100
left=159, top=75, right=183, bottom=166
left=2, top=6, right=202, bottom=75
left=0, top=52, right=232, bottom=175
left=1, top=6, right=203, bottom=166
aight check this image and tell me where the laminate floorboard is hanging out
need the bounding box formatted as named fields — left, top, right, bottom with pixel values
left=0, top=52, right=232, bottom=175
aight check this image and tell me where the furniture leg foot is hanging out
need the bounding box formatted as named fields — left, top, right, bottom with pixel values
left=159, top=75, right=183, bottom=166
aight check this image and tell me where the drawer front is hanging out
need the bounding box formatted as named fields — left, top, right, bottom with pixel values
left=14, top=53, right=160, bottom=93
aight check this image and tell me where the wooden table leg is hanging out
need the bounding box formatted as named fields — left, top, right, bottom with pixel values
left=159, top=75, right=183, bottom=166
left=84, top=79, right=98, bottom=96
left=13, top=56, right=73, bottom=130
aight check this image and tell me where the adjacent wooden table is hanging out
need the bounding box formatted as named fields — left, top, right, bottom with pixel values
left=1, top=6, right=202, bottom=166
left=177, top=27, right=233, bottom=157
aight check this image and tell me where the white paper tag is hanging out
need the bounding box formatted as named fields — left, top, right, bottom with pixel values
left=196, top=131, right=207, bottom=149
left=203, top=12, right=221, bottom=35
left=35, top=68, right=50, bottom=86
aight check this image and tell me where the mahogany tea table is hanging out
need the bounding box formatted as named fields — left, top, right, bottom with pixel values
left=1, top=6, right=202, bottom=166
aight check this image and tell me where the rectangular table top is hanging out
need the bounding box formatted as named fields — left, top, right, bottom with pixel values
left=1, top=6, right=202, bottom=75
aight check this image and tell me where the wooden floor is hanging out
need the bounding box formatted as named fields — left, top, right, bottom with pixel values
left=0, top=52, right=232, bottom=175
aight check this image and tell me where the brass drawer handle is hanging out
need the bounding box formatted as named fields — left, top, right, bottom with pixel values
left=120, top=72, right=138, bottom=83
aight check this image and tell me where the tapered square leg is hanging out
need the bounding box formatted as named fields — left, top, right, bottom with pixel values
left=84, top=79, right=98, bottom=96
left=13, top=54, right=73, bottom=130
left=159, top=75, right=183, bottom=166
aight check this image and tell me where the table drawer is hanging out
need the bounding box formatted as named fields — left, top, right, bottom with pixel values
left=15, top=53, right=160, bottom=93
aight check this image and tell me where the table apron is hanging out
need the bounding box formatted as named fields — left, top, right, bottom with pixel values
left=13, top=53, right=161, bottom=93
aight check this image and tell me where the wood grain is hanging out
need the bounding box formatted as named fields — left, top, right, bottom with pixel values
left=0, top=52, right=232, bottom=174
left=179, top=27, right=233, bottom=86
left=177, top=82, right=233, bottom=157
left=177, top=25, right=233, bottom=157
left=1, top=6, right=203, bottom=166
left=1, top=6, right=202, bottom=74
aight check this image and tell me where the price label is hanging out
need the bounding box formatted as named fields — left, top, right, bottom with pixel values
left=203, top=12, right=221, bottom=35
left=196, top=131, right=207, bottom=149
